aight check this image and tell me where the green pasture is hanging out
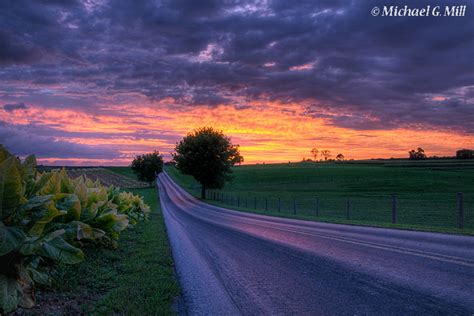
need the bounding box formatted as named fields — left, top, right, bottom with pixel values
left=165, top=160, right=474, bottom=234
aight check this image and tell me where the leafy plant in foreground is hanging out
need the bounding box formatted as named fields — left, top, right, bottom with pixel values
left=0, top=146, right=150, bottom=313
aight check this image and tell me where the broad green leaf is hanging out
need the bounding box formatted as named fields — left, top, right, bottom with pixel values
left=0, top=274, right=18, bottom=313
left=18, top=237, right=41, bottom=256
left=64, top=221, right=94, bottom=240
left=28, top=203, right=66, bottom=237
left=41, top=172, right=60, bottom=195
left=38, top=237, right=84, bottom=265
left=32, top=172, right=53, bottom=197
left=22, top=155, right=37, bottom=177
left=58, top=168, right=74, bottom=193
left=56, top=194, right=81, bottom=221
left=76, top=222, right=92, bottom=240
left=27, top=267, right=50, bottom=286
left=91, top=228, right=106, bottom=239
left=95, top=211, right=129, bottom=232
left=0, top=157, right=23, bottom=222
left=0, top=225, right=27, bottom=256
left=73, top=180, right=87, bottom=208
left=21, top=195, right=54, bottom=212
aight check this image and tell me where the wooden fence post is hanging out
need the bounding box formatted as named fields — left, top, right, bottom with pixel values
left=457, top=192, right=464, bottom=229
left=346, top=197, right=351, bottom=220
left=315, top=197, right=319, bottom=217
left=391, top=194, right=397, bottom=224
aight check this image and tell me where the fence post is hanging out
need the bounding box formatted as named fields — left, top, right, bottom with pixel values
left=265, top=198, right=268, bottom=211
left=245, top=197, right=248, bottom=208
left=293, top=198, right=297, bottom=214
left=391, top=194, right=397, bottom=224
left=278, top=197, right=281, bottom=212
left=457, top=192, right=464, bottom=229
left=254, top=197, right=257, bottom=209
left=346, top=197, right=351, bottom=220
left=315, top=197, right=319, bottom=217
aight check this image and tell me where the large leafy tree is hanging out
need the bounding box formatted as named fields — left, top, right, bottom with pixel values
left=172, top=127, right=243, bottom=199
left=131, top=151, right=164, bottom=186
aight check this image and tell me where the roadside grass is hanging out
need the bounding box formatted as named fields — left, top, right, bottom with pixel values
left=165, top=162, right=474, bottom=235
left=29, top=187, right=179, bottom=315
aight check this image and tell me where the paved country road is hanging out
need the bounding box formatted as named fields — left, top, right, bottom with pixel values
left=158, top=172, right=474, bottom=315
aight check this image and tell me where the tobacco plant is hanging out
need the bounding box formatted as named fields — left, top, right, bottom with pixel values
left=0, top=146, right=150, bottom=313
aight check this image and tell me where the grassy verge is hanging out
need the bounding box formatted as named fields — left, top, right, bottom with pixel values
left=165, top=165, right=474, bottom=235
left=25, top=187, right=180, bottom=315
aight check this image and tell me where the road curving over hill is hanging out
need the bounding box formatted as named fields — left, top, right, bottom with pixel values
left=158, top=171, right=474, bottom=315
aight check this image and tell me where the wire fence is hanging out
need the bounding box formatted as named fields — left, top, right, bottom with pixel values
left=192, top=189, right=474, bottom=230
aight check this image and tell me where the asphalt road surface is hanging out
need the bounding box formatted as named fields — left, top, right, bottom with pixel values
left=158, top=172, right=474, bottom=315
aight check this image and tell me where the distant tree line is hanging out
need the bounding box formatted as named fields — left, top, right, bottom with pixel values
left=303, top=148, right=344, bottom=163
left=408, top=147, right=474, bottom=160
left=456, top=149, right=474, bottom=159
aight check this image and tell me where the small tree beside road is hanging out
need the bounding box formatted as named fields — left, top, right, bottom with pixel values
left=173, top=127, right=243, bottom=199
left=131, top=151, right=164, bottom=186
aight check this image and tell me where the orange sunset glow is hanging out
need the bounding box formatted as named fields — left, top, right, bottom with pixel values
left=1, top=100, right=472, bottom=165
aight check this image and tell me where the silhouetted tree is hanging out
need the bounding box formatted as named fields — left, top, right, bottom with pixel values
left=173, top=127, right=243, bottom=199
left=456, top=149, right=474, bottom=159
left=408, top=147, right=427, bottom=160
left=131, top=151, right=164, bottom=186
left=336, top=153, right=345, bottom=161
left=321, top=150, right=332, bottom=161
left=310, top=148, right=319, bottom=161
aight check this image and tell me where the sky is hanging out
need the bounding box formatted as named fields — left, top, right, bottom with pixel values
left=1, top=0, right=473, bottom=165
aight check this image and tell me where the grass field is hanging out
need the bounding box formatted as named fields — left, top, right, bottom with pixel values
left=166, top=160, right=474, bottom=234
left=24, top=175, right=179, bottom=314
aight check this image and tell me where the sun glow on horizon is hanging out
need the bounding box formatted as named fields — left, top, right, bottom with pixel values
left=2, top=101, right=472, bottom=166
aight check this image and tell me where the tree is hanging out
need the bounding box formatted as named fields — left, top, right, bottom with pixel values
left=336, top=153, right=345, bottom=161
left=310, top=148, right=319, bottom=161
left=173, top=127, right=243, bottom=199
left=408, top=147, right=427, bottom=160
left=320, top=150, right=331, bottom=161
left=131, top=151, right=164, bottom=186
left=456, top=149, right=474, bottom=159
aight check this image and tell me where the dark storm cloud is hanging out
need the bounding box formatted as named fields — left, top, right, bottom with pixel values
left=3, top=102, right=28, bottom=112
left=0, top=0, right=473, bottom=134
left=0, top=122, right=121, bottom=159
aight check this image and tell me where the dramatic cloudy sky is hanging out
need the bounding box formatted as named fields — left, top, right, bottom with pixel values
left=1, top=0, right=473, bottom=165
